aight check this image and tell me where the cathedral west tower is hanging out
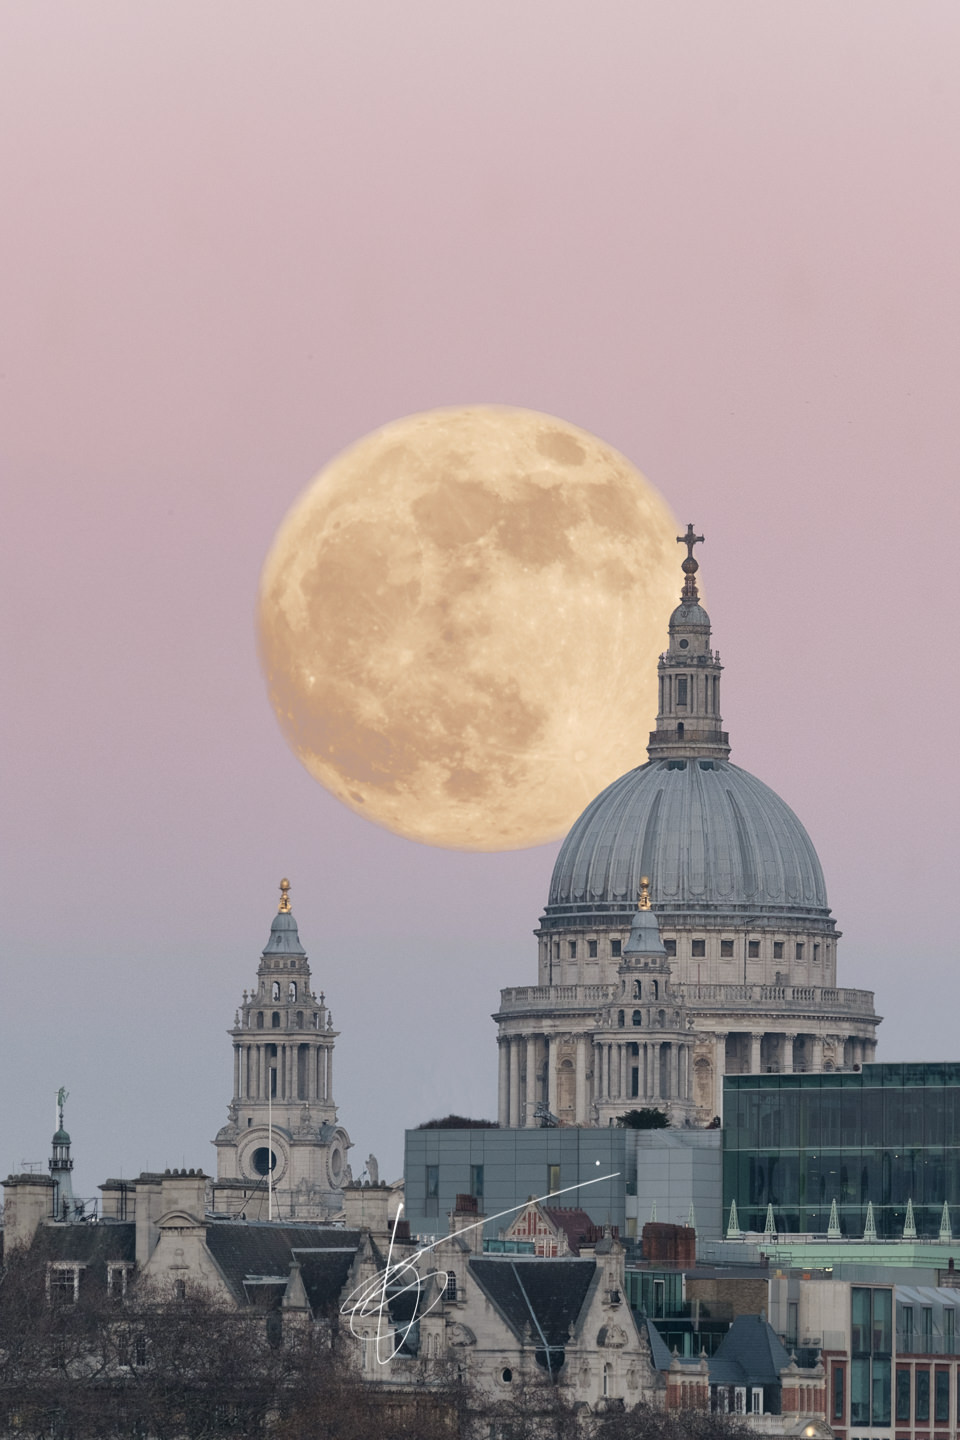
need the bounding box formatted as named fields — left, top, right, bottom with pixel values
left=494, top=529, right=880, bottom=1126
left=213, top=880, right=351, bottom=1219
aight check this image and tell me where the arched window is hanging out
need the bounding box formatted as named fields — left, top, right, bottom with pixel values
left=288, top=981, right=297, bottom=1002
left=617, top=1010, right=625, bottom=1027
left=271, top=1012, right=280, bottom=1028
left=271, top=981, right=280, bottom=1002
left=632, top=1010, right=642, bottom=1027
left=632, top=980, right=641, bottom=999
left=651, top=980, right=659, bottom=999
left=658, top=1009, right=667, bottom=1027
left=677, top=721, right=685, bottom=738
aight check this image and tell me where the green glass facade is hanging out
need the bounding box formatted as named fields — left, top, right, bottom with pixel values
left=723, top=1063, right=960, bottom=1239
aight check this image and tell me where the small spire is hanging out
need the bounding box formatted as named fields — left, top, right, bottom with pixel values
left=903, top=1198, right=917, bottom=1239
left=278, top=878, right=291, bottom=914
left=638, top=876, right=652, bottom=911
left=676, top=523, right=704, bottom=602
left=863, top=1200, right=877, bottom=1240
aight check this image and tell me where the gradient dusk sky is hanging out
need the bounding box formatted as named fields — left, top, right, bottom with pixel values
left=3, top=2, right=959, bottom=1195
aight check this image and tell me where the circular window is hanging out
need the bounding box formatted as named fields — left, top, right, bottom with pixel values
left=678, top=638, right=689, bottom=649
left=251, top=1147, right=277, bottom=1177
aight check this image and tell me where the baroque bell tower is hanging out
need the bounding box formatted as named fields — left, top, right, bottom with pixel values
left=213, top=880, right=352, bottom=1220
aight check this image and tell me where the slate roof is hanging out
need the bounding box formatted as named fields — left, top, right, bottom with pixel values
left=708, top=1314, right=792, bottom=1387
left=644, top=1317, right=675, bottom=1372
left=469, top=1257, right=595, bottom=1348
left=31, top=1222, right=136, bottom=1269
left=203, top=1221, right=360, bottom=1311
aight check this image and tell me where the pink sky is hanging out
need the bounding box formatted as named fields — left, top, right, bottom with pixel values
left=2, top=1, right=959, bottom=1193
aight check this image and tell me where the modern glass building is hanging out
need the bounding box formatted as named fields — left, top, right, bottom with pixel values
left=724, top=1063, right=960, bottom=1239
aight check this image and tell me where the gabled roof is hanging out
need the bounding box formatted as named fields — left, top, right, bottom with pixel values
left=203, top=1222, right=361, bottom=1310
left=469, top=1257, right=595, bottom=1349
left=709, top=1314, right=792, bottom=1387
left=542, top=1207, right=597, bottom=1255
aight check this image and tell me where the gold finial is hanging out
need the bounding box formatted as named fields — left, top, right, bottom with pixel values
left=278, top=878, right=291, bottom=914
left=638, top=876, right=651, bottom=911
left=677, top=523, right=704, bottom=602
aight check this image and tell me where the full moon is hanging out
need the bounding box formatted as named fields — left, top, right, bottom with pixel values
left=257, top=406, right=679, bottom=850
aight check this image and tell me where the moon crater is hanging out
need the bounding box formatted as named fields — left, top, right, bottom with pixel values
left=258, top=405, right=679, bottom=850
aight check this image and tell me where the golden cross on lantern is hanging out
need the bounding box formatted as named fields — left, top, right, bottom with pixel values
left=278, top=878, right=291, bottom=913
left=638, top=876, right=652, bottom=911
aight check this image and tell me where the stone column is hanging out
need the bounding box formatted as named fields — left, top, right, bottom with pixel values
left=750, top=1033, right=763, bottom=1074
left=671, top=1043, right=680, bottom=1099
left=650, top=1041, right=662, bottom=1100
left=525, top=1035, right=538, bottom=1127
left=714, top=1033, right=727, bottom=1118
left=547, top=1037, right=557, bottom=1118
left=498, top=1038, right=510, bottom=1127
left=617, top=1043, right=626, bottom=1100
left=594, top=1040, right=604, bottom=1101
left=234, top=1045, right=241, bottom=1100
left=509, top=1038, right=521, bottom=1128
left=326, top=1046, right=333, bottom=1103
left=575, top=1037, right=587, bottom=1123
left=782, top=1035, right=794, bottom=1074
left=811, top=1036, right=824, bottom=1072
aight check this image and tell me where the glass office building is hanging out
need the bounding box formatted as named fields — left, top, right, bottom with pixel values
left=724, top=1063, right=960, bottom=1239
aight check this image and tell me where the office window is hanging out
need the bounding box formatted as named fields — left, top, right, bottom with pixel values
left=748, top=940, right=760, bottom=958
left=850, top=1357, right=870, bottom=1424
left=547, top=1164, right=560, bottom=1195
left=470, top=1164, right=484, bottom=1198
left=773, top=941, right=784, bottom=959
left=611, top=940, right=622, bottom=958
left=720, top=940, right=734, bottom=957
left=936, top=1369, right=950, bottom=1422
left=871, top=1358, right=890, bottom=1425
left=916, top=1369, right=930, bottom=1421
left=692, top=939, right=706, bottom=957
left=832, top=1364, right=844, bottom=1421
left=588, top=940, right=598, bottom=958
left=896, top=1367, right=911, bottom=1421
left=751, top=1387, right=763, bottom=1415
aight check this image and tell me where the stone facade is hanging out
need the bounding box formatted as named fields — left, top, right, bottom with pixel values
left=212, top=880, right=352, bottom=1220
left=495, top=530, right=880, bottom=1127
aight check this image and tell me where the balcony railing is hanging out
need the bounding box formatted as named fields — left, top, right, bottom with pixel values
left=496, top=982, right=876, bottom=1018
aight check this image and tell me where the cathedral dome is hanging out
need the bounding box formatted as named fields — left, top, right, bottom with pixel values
left=546, top=757, right=829, bottom=924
